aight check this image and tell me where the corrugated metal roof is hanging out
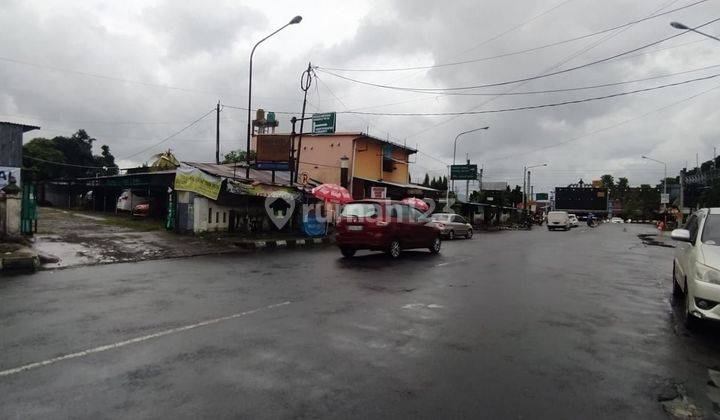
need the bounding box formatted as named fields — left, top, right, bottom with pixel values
left=0, top=121, right=41, bottom=132
left=183, top=162, right=316, bottom=188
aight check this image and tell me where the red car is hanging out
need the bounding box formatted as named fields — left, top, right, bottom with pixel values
left=336, top=200, right=442, bottom=258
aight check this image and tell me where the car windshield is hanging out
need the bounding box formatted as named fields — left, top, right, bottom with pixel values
left=702, top=214, right=720, bottom=245
left=341, top=203, right=379, bottom=218
left=430, top=214, right=451, bottom=221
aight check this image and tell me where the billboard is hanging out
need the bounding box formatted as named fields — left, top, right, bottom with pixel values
left=555, top=187, right=608, bottom=211
left=256, top=135, right=291, bottom=171
left=450, top=164, right=478, bottom=180
left=312, top=113, right=336, bottom=134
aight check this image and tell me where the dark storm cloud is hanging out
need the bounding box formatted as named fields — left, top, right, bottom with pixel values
left=144, top=0, right=266, bottom=59
left=1, top=0, right=719, bottom=191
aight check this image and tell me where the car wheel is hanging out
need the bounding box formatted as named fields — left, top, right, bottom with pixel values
left=340, top=247, right=356, bottom=258
left=466, top=229, right=473, bottom=239
left=387, top=240, right=401, bottom=259
left=429, top=237, right=441, bottom=254
left=672, top=263, right=682, bottom=298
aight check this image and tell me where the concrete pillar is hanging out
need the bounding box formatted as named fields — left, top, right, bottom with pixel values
left=5, top=194, right=21, bottom=236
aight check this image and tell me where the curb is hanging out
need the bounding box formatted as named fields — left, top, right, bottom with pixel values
left=236, top=236, right=334, bottom=250
left=1, top=248, right=40, bottom=273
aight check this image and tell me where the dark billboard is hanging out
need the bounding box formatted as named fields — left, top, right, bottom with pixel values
left=555, top=187, right=608, bottom=211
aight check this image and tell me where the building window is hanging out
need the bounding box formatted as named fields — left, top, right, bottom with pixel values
left=223, top=212, right=226, bottom=223
left=216, top=211, right=219, bottom=223
left=208, top=207, right=212, bottom=223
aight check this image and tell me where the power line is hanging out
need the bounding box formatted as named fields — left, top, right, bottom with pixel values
left=315, top=15, right=720, bottom=92
left=23, top=155, right=109, bottom=169
left=486, top=81, right=720, bottom=162
left=121, top=108, right=216, bottom=160
left=451, top=0, right=578, bottom=58
left=354, top=63, right=720, bottom=98
left=332, top=73, right=720, bottom=116
left=317, top=0, right=708, bottom=73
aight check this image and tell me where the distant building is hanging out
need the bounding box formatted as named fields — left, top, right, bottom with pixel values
left=252, top=132, right=437, bottom=200
left=0, top=121, right=40, bottom=167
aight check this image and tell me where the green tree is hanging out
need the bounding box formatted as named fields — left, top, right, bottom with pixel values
left=422, top=173, right=430, bottom=187
left=222, top=150, right=255, bottom=164
left=616, top=177, right=629, bottom=202
left=23, top=129, right=117, bottom=180
left=600, top=174, right=615, bottom=196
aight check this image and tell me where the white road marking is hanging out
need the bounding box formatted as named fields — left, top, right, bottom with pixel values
left=72, top=213, right=107, bottom=221
left=435, top=257, right=470, bottom=267
left=0, top=301, right=291, bottom=377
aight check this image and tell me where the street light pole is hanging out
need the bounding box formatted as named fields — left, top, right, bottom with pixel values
left=245, top=16, right=302, bottom=178
left=641, top=155, right=668, bottom=208
left=523, top=163, right=547, bottom=211
left=670, top=21, right=720, bottom=42
left=448, top=126, right=489, bottom=207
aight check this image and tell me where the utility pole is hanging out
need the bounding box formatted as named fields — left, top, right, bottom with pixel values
left=295, top=62, right=313, bottom=182
left=215, top=101, right=221, bottom=164
left=466, top=156, right=470, bottom=201
left=522, top=166, right=527, bottom=210
left=527, top=171, right=532, bottom=203
left=479, top=166, right=484, bottom=193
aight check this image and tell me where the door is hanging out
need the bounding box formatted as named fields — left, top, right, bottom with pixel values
left=676, top=213, right=701, bottom=286
left=409, top=206, right=435, bottom=247
left=452, top=215, right=470, bottom=236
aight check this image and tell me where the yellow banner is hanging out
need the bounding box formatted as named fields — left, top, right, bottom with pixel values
left=174, top=166, right=222, bottom=200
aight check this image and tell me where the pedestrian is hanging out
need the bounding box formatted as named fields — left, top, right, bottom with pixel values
left=658, top=220, right=665, bottom=236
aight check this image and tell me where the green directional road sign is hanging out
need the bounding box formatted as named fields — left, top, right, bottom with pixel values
left=312, top=112, right=336, bottom=134
left=450, top=164, right=478, bottom=180
left=536, top=193, right=549, bottom=200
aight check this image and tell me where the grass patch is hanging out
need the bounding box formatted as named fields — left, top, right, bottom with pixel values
left=101, top=215, right=166, bottom=232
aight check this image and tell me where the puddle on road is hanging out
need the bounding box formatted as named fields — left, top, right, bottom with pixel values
left=637, top=233, right=675, bottom=248
left=33, top=236, right=96, bottom=267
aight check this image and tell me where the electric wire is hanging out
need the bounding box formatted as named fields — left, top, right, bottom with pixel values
left=317, top=0, right=708, bottom=73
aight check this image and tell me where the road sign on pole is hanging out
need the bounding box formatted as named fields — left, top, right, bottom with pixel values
left=450, top=164, right=478, bottom=180
left=660, top=193, right=670, bottom=204
left=312, top=113, right=336, bottom=134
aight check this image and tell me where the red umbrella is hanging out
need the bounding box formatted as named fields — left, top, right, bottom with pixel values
left=312, top=184, right=352, bottom=204
left=401, top=197, right=429, bottom=212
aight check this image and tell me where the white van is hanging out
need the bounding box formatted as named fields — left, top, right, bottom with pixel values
left=547, top=211, right=571, bottom=231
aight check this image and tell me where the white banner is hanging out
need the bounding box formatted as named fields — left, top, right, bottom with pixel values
left=481, top=181, right=508, bottom=191
left=0, top=166, right=21, bottom=189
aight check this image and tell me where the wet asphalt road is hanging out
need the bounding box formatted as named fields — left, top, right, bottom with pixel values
left=1, top=223, right=720, bottom=418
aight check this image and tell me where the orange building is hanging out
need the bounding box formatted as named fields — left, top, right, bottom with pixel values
left=252, top=132, right=437, bottom=199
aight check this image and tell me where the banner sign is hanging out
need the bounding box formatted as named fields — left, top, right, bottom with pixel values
left=0, top=166, right=21, bottom=189
left=174, top=164, right=222, bottom=200
left=450, top=164, right=478, bottom=180
left=226, top=179, right=302, bottom=199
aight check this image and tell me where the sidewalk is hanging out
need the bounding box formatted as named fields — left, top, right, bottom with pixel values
left=30, top=208, right=332, bottom=270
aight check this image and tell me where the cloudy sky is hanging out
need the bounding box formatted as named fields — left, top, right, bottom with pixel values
left=2, top=0, right=720, bottom=194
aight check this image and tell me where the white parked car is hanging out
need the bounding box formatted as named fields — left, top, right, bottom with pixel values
left=568, top=214, right=579, bottom=228
left=610, top=217, right=624, bottom=224
left=671, top=208, right=720, bottom=327
left=547, top=211, right=570, bottom=231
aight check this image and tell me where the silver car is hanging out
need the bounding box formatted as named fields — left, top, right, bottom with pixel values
left=430, top=213, right=473, bottom=239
